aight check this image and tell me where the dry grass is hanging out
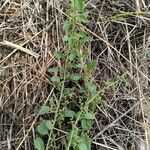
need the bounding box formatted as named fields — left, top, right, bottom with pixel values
left=0, top=0, right=150, bottom=150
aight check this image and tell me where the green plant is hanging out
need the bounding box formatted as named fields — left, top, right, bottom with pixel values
left=34, top=0, right=100, bottom=149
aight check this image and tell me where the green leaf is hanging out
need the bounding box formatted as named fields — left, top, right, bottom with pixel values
left=87, top=82, right=102, bottom=104
left=84, top=112, right=95, bottom=120
left=75, top=0, right=83, bottom=12
left=50, top=76, right=60, bottom=82
left=64, top=109, right=76, bottom=118
left=81, top=119, right=92, bottom=130
left=34, top=137, right=45, bottom=150
left=64, top=35, right=73, bottom=46
left=79, top=142, right=87, bottom=150
left=45, top=120, right=53, bottom=130
left=59, top=67, right=66, bottom=74
left=87, top=83, right=97, bottom=94
left=64, top=35, right=72, bottom=42
left=54, top=51, right=64, bottom=59
left=64, top=35, right=69, bottom=41
left=70, top=74, right=81, bottom=81
left=75, top=111, right=81, bottom=119
left=77, top=32, right=90, bottom=45
left=75, top=63, right=84, bottom=68
left=48, top=67, right=58, bottom=74
left=78, top=134, right=91, bottom=150
left=66, top=129, right=79, bottom=143
left=38, top=106, right=50, bottom=115
left=76, top=13, right=88, bottom=23
left=86, top=60, right=97, bottom=73
left=37, top=122, right=49, bottom=135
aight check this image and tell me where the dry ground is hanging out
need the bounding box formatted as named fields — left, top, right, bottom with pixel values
left=0, top=0, right=150, bottom=150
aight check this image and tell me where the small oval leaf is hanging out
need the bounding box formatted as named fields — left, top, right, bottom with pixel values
left=54, top=51, right=64, bottom=59
left=37, top=122, right=49, bottom=135
left=76, top=13, right=88, bottom=23
left=81, top=119, right=92, bottom=130
left=75, top=0, right=83, bottom=12
left=70, top=74, right=81, bottom=81
left=86, top=60, right=97, bottom=73
left=79, top=142, right=88, bottom=150
left=51, top=76, right=60, bottom=82
left=64, top=109, right=76, bottom=118
left=84, top=112, right=95, bottom=120
left=38, top=106, right=50, bottom=115
left=48, top=67, right=58, bottom=74
left=45, top=120, right=53, bottom=130
left=79, top=134, right=91, bottom=150
left=34, top=137, right=45, bottom=150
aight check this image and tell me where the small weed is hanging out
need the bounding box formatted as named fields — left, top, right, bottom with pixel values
left=34, top=0, right=99, bottom=149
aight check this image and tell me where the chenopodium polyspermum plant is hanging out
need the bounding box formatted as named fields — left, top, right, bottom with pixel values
left=34, top=0, right=101, bottom=150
